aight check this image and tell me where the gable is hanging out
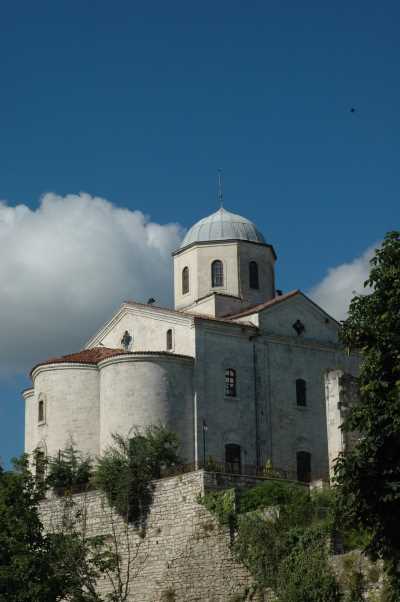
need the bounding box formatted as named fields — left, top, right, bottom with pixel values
left=85, top=303, right=195, bottom=357
left=257, top=293, right=339, bottom=344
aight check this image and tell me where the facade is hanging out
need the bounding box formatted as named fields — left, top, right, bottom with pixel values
left=24, top=207, right=359, bottom=482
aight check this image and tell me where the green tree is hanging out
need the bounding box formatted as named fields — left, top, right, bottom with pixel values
left=47, top=444, right=92, bottom=493
left=94, top=425, right=181, bottom=527
left=0, top=456, right=126, bottom=602
left=334, top=231, right=400, bottom=596
left=0, top=456, right=66, bottom=601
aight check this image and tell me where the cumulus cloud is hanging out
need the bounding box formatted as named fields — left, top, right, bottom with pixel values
left=0, top=193, right=183, bottom=375
left=308, top=243, right=378, bottom=321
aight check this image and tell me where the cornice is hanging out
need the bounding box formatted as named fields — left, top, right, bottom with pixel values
left=172, top=238, right=277, bottom=259
left=98, top=351, right=194, bottom=370
left=262, top=333, right=358, bottom=355
left=22, top=387, right=34, bottom=399
left=31, top=362, right=98, bottom=383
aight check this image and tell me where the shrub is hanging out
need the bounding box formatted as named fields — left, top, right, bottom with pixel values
left=233, top=513, right=286, bottom=592
left=94, top=425, right=180, bottom=527
left=277, top=525, right=341, bottom=602
left=47, top=444, right=92, bottom=492
left=199, top=489, right=236, bottom=527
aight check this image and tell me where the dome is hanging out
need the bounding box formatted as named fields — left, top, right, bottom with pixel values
left=180, top=207, right=265, bottom=249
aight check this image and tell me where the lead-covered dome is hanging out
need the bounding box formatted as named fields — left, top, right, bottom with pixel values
left=180, top=207, right=265, bottom=249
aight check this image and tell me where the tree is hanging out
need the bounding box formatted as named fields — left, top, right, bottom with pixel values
left=47, top=443, right=92, bottom=493
left=94, top=425, right=181, bottom=527
left=0, top=456, right=66, bottom=601
left=335, top=231, right=400, bottom=596
left=0, top=456, right=130, bottom=602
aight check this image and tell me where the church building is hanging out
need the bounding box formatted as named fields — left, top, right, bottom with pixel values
left=23, top=207, right=359, bottom=482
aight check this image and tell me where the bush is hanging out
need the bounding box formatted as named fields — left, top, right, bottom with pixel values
left=233, top=513, right=286, bottom=592
left=199, top=489, right=236, bottom=527
left=47, top=444, right=92, bottom=492
left=94, top=425, right=180, bottom=527
left=277, top=526, right=341, bottom=602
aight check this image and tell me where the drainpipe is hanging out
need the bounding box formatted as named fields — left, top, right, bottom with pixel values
left=250, top=332, right=261, bottom=469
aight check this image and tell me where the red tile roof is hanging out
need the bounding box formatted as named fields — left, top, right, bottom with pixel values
left=30, top=347, right=194, bottom=377
left=30, top=347, right=129, bottom=376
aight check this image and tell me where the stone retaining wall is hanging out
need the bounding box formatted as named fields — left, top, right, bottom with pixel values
left=40, top=470, right=253, bottom=602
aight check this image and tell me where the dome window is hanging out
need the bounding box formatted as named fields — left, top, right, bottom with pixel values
left=249, top=261, right=259, bottom=289
left=182, top=267, right=189, bottom=294
left=211, top=260, right=224, bottom=288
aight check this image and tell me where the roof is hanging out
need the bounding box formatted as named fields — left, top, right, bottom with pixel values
left=123, top=300, right=257, bottom=328
left=225, top=290, right=301, bottom=319
left=30, top=347, right=194, bottom=377
left=180, top=207, right=266, bottom=249
left=225, top=289, right=338, bottom=324
left=30, top=347, right=128, bottom=375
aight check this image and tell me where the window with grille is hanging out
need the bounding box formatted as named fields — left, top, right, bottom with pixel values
left=296, top=379, right=307, bottom=406
left=166, top=329, right=173, bottom=350
left=225, top=368, right=237, bottom=397
left=225, top=444, right=241, bottom=474
left=297, top=451, right=311, bottom=483
left=211, top=260, right=224, bottom=287
left=182, top=266, right=189, bottom=294
left=38, top=399, right=45, bottom=423
left=249, top=261, right=259, bottom=289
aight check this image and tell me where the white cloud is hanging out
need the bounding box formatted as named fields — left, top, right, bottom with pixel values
left=0, top=192, right=183, bottom=375
left=308, top=243, right=378, bottom=321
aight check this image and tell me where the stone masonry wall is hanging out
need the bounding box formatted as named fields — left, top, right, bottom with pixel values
left=40, top=470, right=253, bottom=602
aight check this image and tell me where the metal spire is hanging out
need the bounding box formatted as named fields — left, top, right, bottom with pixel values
left=217, top=170, right=223, bottom=209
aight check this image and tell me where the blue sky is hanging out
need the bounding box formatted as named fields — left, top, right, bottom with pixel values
left=0, top=1, right=399, bottom=466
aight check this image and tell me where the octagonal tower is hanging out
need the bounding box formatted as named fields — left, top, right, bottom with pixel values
left=173, top=208, right=276, bottom=318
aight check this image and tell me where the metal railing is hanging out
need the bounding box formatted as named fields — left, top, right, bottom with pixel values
left=159, top=461, right=307, bottom=483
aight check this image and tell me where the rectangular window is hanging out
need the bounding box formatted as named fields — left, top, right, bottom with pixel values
left=225, top=368, right=237, bottom=397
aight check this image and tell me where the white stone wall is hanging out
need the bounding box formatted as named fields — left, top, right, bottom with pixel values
left=195, top=321, right=258, bottom=468
left=26, top=353, right=195, bottom=464
left=325, top=370, right=360, bottom=479
left=173, top=240, right=275, bottom=314
left=87, top=305, right=195, bottom=358
left=28, top=364, right=100, bottom=459
left=264, top=338, right=359, bottom=481
left=258, top=294, right=338, bottom=343
left=23, top=388, right=35, bottom=456
left=237, top=240, right=275, bottom=306
left=99, top=354, right=194, bottom=461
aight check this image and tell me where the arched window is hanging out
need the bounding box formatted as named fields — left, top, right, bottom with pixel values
left=182, top=266, right=189, bottom=294
left=35, top=449, right=46, bottom=483
left=166, top=329, right=173, bottom=351
left=225, top=444, right=241, bottom=474
left=38, top=399, right=45, bottom=423
left=211, top=260, right=224, bottom=287
left=296, top=379, right=307, bottom=407
left=297, top=451, right=311, bottom=483
left=225, top=368, right=237, bottom=397
left=249, top=261, right=259, bottom=289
